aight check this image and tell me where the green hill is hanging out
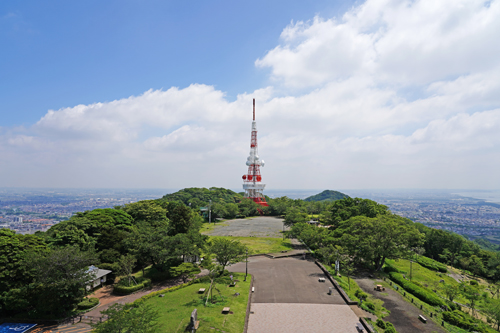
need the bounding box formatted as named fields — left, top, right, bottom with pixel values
left=161, top=187, right=243, bottom=208
left=304, top=190, right=349, bottom=202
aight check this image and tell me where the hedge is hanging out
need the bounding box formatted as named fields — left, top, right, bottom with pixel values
left=388, top=272, right=445, bottom=307
left=442, top=310, right=487, bottom=333
left=77, top=297, right=99, bottom=310
left=384, top=263, right=404, bottom=274
left=113, top=278, right=152, bottom=295
left=416, top=256, right=447, bottom=273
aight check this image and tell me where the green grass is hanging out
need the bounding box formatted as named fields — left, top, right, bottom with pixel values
left=201, top=221, right=229, bottom=234
left=209, top=236, right=292, bottom=255
left=327, top=268, right=389, bottom=319
left=142, top=272, right=250, bottom=333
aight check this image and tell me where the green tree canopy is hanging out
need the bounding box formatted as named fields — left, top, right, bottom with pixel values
left=208, top=237, right=247, bottom=272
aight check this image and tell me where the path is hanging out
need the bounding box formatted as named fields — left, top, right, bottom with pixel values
left=229, top=255, right=360, bottom=332
left=356, top=277, right=445, bottom=333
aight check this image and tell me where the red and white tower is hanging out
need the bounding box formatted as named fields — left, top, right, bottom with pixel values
left=242, top=99, right=269, bottom=207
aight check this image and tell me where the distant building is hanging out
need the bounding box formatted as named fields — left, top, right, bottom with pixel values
left=13, top=217, right=23, bottom=223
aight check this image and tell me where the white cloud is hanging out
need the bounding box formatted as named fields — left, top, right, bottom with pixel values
left=2, top=0, right=500, bottom=189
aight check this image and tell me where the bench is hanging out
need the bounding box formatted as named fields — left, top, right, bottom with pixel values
left=252, top=287, right=255, bottom=292
left=318, top=277, right=326, bottom=282
left=356, top=322, right=365, bottom=332
left=419, top=315, right=427, bottom=323
left=198, top=288, right=206, bottom=294
left=222, top=307, right=230, bottom=313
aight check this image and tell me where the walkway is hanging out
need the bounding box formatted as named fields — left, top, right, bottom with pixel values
left=229, top=255, right=360, bottom=332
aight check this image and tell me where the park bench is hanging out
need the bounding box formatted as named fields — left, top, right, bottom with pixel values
left=356, top=322, right=365, bottom=332
left=198, top=288, right=206, bottom=294
left=318, top=277, right=326, bottom=282
left=419, top=315, right=427, bottom=323
left=222, top=307, right=230, bottom=313
left=252, top=287, right=255, bottom=292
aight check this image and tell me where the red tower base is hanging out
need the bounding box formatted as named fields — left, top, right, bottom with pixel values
left=251, top=197, right=269, bottom=207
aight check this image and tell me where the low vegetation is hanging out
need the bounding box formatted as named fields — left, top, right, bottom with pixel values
left=209, top=236, right=292, bottom=255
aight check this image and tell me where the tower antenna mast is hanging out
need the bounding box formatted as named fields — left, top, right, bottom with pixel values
left=242, top=99, right=268, bottom=207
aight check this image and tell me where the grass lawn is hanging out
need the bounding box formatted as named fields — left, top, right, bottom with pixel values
left=201, top=221, right=229, bottom=234
left=209, top=236, right=292, bottom=255
left=143, top=272, right=251, bottom=333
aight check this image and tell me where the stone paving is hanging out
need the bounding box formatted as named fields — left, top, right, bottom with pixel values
left=248, top=303, right=359, bottom=333
left=229, top=255, right=361, bottom=332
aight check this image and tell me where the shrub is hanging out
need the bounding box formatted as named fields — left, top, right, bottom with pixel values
left=442, top=310, right=487, bottom=333
left=415, top=256, right=447, bottom=273
left=78, top=297, right=99, bottom=310
left=388, top=272, right=445, bottom=307
left=385, top=322, right=397, bottom=333
left=470, top=280, right=478, bottom=286
left=384, top=263, right=402, bottom=274
left=375, top=318, right=386, bottom=329
left=364, top=302, right=375, bottom=311
left=355, top=289, right=369, bottom=300
left=113, top=278, right=151, bottom=295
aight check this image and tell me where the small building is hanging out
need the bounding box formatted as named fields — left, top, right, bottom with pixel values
left=86, top=265, right=112, bottom=290
left=306, top=220, right=320, bottom=226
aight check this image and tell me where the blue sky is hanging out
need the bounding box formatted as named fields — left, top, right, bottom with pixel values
left=1, top=0, right=355, bottom=126
left=1, top=0, right=500, bottom=190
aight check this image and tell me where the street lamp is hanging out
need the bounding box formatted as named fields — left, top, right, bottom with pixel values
left=283, top=221, right=285, bottom=240
left=244, top=249, right=248, bottom=281
left=209, top=199, right=212, bottom=224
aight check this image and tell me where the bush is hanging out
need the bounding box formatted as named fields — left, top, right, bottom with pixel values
left=355, top=289, right=369, bottom=300
left=77, top=297, right=99, bottom=310
left=442, top=310, right=487, bottom=333
left=375, top=318, right=386, bottom=329
left=388, top=272, right=445, bottom=307
left=415, top=256, right=447, bottom=273
left=470, top=280, right=478, bottom=286
left=384, top=263, right=403, bottom=274
left=146, top=266, right=171, bottom=282
left=113, top=278, right=151, bottom=295
left=385, top=322, right=397, bottom=333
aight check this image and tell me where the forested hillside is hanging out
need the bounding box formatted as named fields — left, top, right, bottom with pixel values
left=304, top=190, right=349, bottom=202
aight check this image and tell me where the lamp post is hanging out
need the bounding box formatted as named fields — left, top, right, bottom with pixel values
left=283, top=221, right=285, bottom=240
left=209, top=199, right=212, bottom=224
left=244, top=249, right=248, bottom=281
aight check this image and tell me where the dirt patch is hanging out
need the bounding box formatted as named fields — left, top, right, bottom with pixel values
left=204, top=216, right=285, bottom=238
left=356, top=278, right=445, bottom=333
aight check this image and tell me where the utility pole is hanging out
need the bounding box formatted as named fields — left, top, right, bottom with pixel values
left=244, top=249, right=248, bottom=281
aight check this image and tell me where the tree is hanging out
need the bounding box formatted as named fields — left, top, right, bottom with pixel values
left=335, top=215, right=423, bottom=270
left=208, top=238, right=246, bottom=272
left=0, top=229, right=47, bottom=316
left=483, top=298, right=500, bottom=330
left=442, top=284, right=460, bottom=302
left=237, top=198, right=260, bottom=217
left=118, top=254, right=137, bottom=286
left=23, top=246, right=98, bottom=316
left=166, top=201, right=200, bottom=235
left=283, top=207, right=309, bottom=226
left=92, top=302, right=159, bottom=333
left=461, top=284, right=481, bottom=317
left=169, top=263, right=201, bottom=283
left=121, top=200, right=169, bottom=228
left=328, top=197, right=390, bottom=226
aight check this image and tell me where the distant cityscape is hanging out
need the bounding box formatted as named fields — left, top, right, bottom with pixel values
left=2, top=188, right=500, bottom=244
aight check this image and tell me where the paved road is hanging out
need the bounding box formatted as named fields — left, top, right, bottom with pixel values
left=229, top=256, right=360, bottom=333
left=204, top=216, right=285, bottom=238
left=356, top=278, right=445, bottom=333
left=229, top=256, right=345, bottom=304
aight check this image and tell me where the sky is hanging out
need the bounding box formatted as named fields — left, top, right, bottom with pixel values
left=1, top=0, right=499, bottom=190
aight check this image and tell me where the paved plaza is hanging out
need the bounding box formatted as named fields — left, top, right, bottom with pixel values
left=229, top=256, right=361, bottom=332
left=204, top=216, right=285, bottom=238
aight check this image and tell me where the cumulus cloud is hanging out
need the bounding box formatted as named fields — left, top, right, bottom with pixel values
left=2, top=0, right=500, bottom=189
